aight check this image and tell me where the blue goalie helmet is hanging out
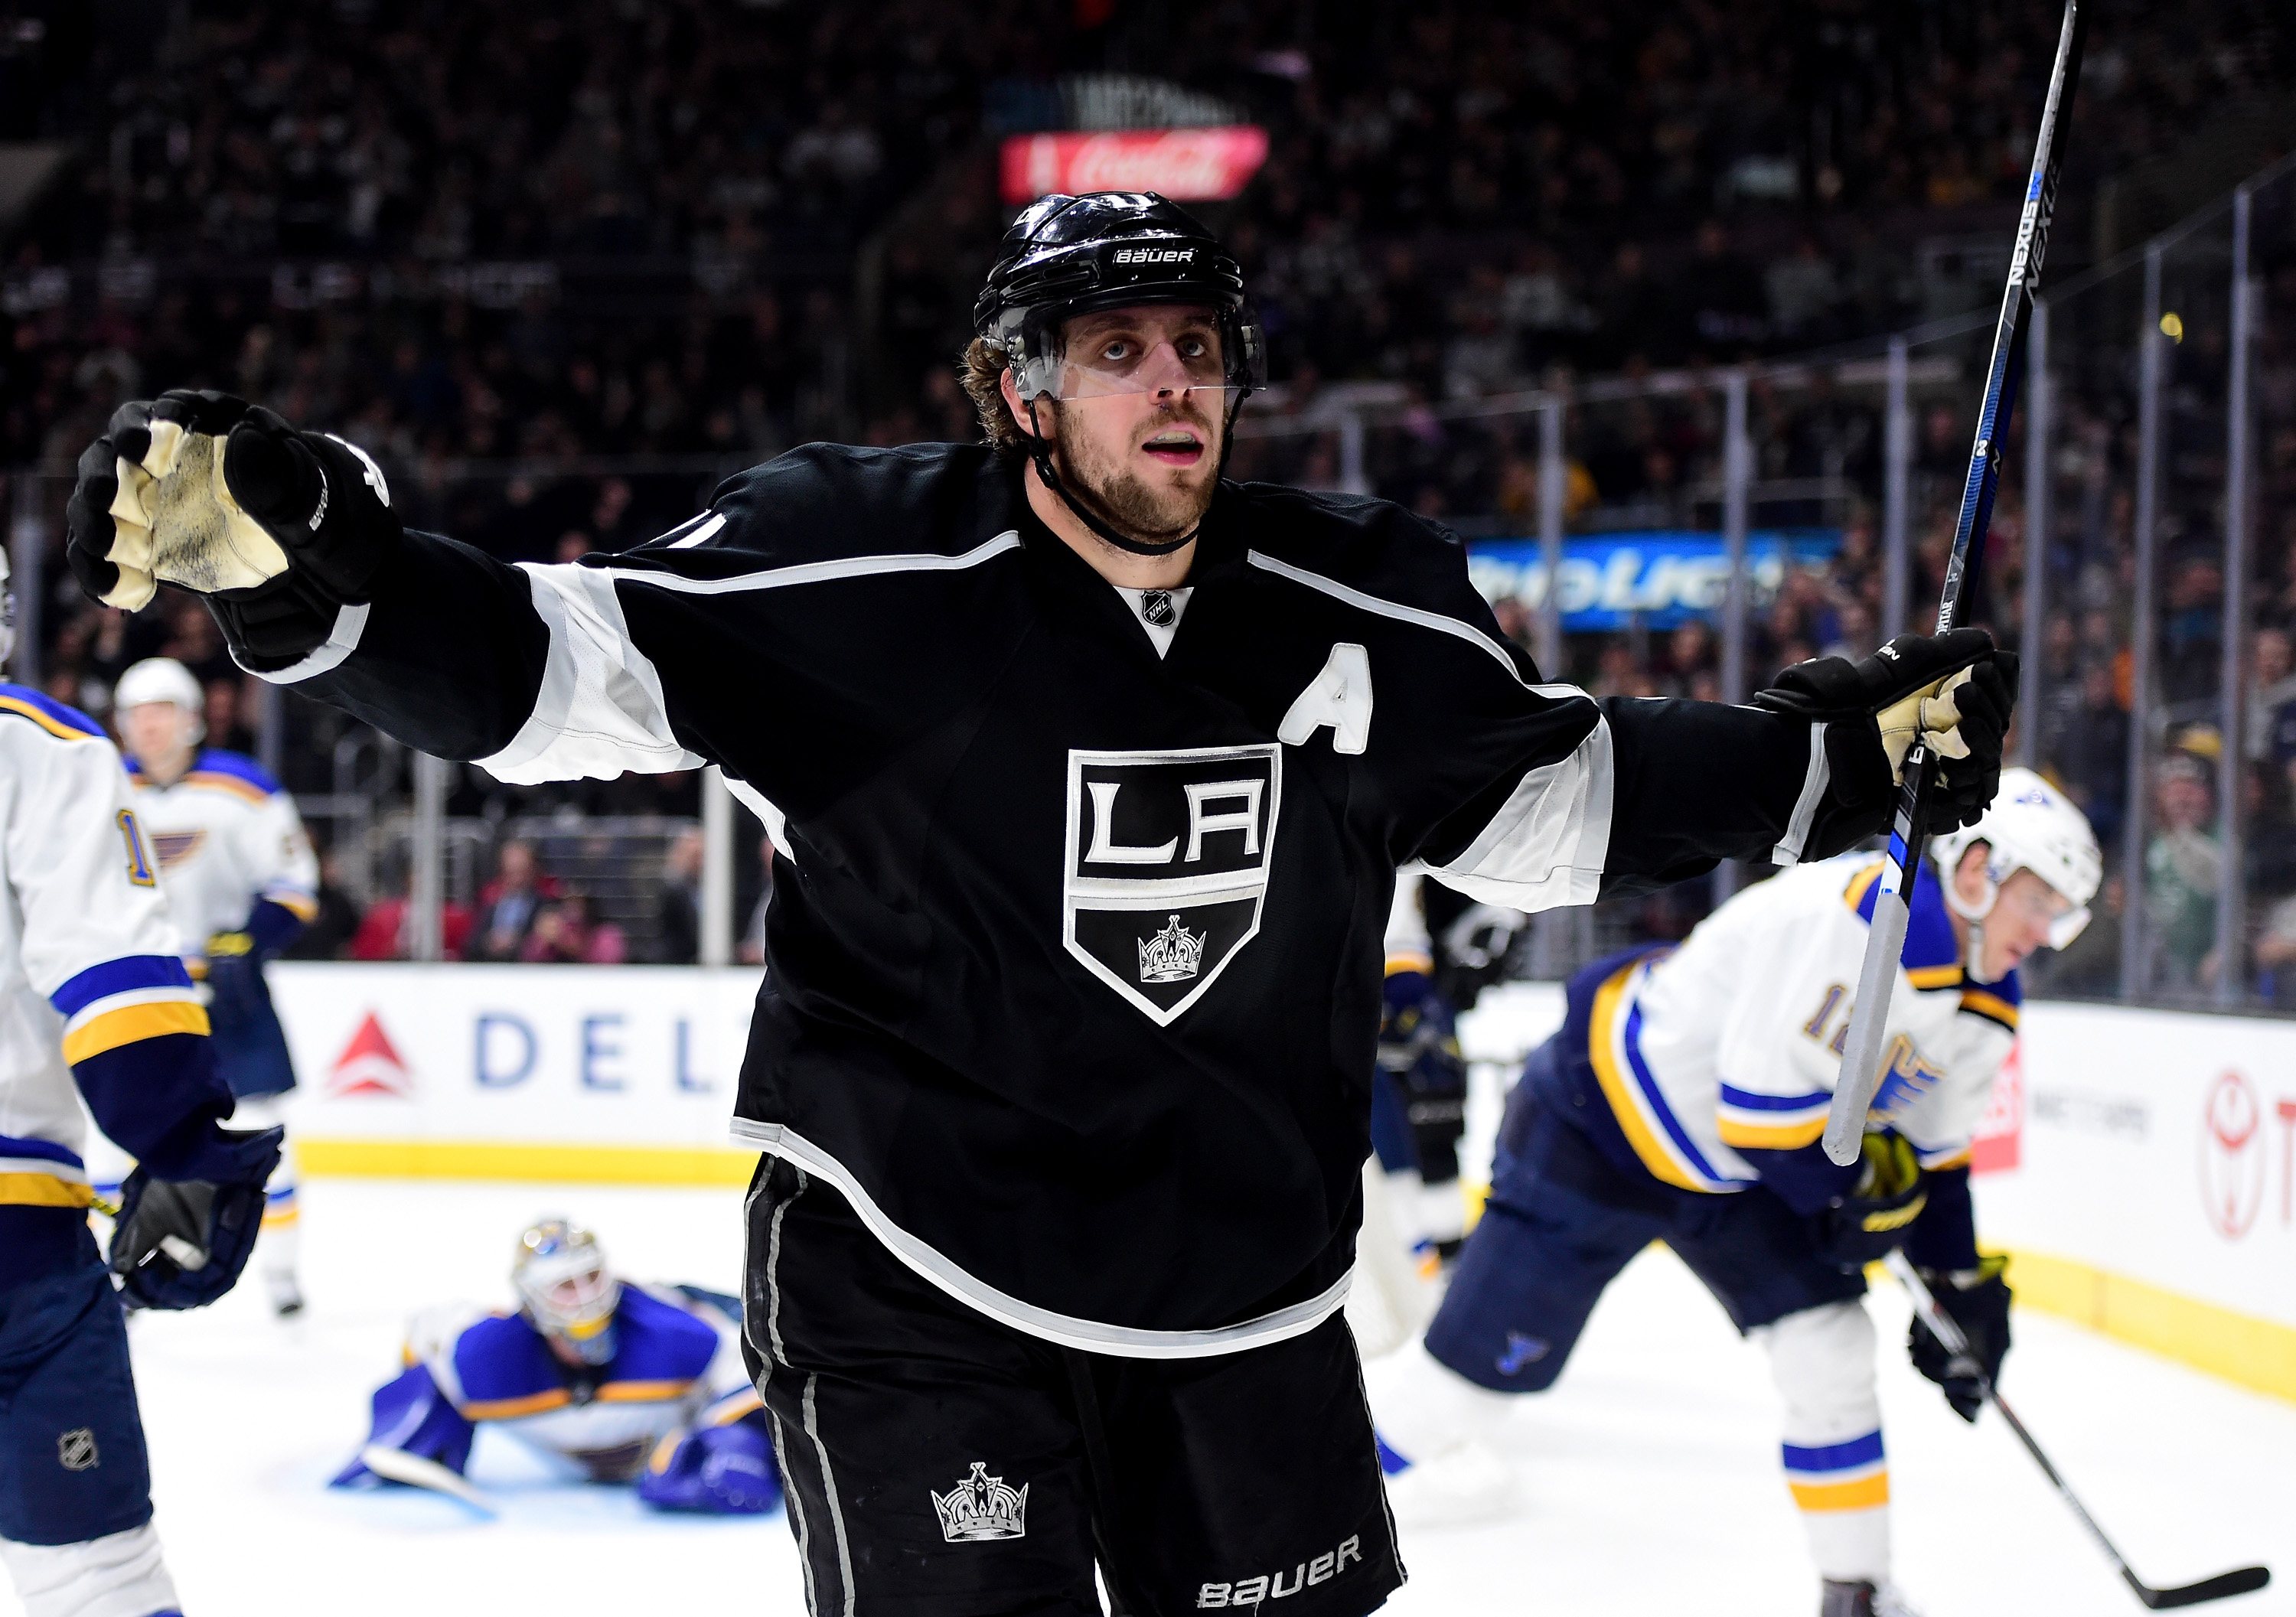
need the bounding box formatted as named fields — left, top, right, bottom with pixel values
left=514, top=1218, right=623, bottom=1366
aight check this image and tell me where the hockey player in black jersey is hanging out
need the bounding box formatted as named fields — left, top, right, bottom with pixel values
left=67, top=191, right=2014, bottom=1617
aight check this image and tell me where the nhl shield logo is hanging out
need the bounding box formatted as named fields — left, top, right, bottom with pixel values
left=1064, top=744, right=1280, bottom=1025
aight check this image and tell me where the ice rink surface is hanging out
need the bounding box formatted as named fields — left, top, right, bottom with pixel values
left=7, top=1175, right=2286, bottom=1617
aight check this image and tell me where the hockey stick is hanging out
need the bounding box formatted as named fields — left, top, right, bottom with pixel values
left=357, top=1443, right=501, bottom=1518
left=1887, top=1254, right=2268, bottom=1608
left=1822, top=0, right=2087, bottom=1168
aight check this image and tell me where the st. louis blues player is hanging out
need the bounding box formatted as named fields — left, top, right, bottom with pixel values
left=0, top=553, right=282, bottom=1617
left=331, top=1219, right=778, bottom=1514
left=1368, top=771, right=2099, bottom=1617
left=112, top=657, right=318, bottom=1315
left=65, top=192, right=2014, bottom=1615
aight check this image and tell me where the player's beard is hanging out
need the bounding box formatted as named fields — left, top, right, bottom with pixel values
left=1051, top=400, right=1221, bottom=549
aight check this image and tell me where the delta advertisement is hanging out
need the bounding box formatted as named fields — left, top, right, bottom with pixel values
left=271, top=962, right=766, bottom=1183
left=1463, top=530, right=1841, bottom=632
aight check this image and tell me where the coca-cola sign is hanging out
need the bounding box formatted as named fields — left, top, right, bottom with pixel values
left=1000, top=127, right=1270, bottom=204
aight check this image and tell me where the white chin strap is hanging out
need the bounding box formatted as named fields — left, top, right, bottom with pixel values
left=1942, top=869, right=2001, bottom=983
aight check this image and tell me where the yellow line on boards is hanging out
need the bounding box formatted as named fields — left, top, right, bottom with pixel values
left=1990, top=1247, right=2296, bottom=1407
left=296, top=1138, right=759, bottom=1186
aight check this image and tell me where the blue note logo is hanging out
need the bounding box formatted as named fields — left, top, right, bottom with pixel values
left=1495, top=1332, right=1550, bottom=1377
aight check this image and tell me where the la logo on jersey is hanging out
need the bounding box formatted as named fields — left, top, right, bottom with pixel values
left=1063, top=744, right=1280, bottom=1025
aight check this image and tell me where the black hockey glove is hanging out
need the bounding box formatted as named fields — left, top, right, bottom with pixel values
left=109, top=1124, right=283, bottom=1311
left=1908, top=1254, right=2012, bottom=1422
left=1816, top=1131, right=1927, bottom=1273
left=67, top=390, right=400, bottom=669
left=1751, top=630, right=2017, bottom=833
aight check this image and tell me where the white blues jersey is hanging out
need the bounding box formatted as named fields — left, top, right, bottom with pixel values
left=126, top=748, right=318, bottom=964
left=0, top=684, right=216, bottom=1250
left=1578, top=854, right=2018, bottom=1198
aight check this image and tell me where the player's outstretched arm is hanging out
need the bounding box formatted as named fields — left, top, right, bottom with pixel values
left=67, top=391, right=557, bottom=762
left=1597, top=629, right=2015, bottom=895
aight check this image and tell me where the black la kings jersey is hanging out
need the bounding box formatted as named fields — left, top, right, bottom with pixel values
left=266, top=442, right=1891, bottom=1357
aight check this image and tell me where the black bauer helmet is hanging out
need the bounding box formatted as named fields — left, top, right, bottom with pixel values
left=974, top=191, right=1267, bottom=402
left=974, top=191, right=1266, bottom=556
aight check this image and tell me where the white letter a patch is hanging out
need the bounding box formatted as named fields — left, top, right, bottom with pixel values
left=1278, top=643, right=1372, bottom=755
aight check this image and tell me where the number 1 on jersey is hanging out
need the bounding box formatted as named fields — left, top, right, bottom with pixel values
left=117, top=809, right=158, bottom=886
left=1802, top=983, right=1850, bottom=1055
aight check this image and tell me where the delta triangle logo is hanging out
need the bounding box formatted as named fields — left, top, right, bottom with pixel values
left=326, top=1012, right=413, bottom=1099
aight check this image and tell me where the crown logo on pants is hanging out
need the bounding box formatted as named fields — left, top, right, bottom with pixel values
left=932, top=1462, right=1029, bottom=1542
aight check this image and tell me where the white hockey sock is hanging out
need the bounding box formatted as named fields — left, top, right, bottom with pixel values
left=1362, top=1338, right=1517, bottom=1468
left=1756, top=1299, right=1891, bottom=1585
left=0, top=1521, right=180, bottom=1617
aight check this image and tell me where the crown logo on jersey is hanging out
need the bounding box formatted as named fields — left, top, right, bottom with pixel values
left=931, top=1462, right=1029, bottom=1542
left=1137, top=913, right=1205, bottom=983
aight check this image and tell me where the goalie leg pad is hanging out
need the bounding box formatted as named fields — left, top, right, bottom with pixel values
left=0, top=1240, right=155, bottom=1550
left=330, top=1363, right=475, bottom=1488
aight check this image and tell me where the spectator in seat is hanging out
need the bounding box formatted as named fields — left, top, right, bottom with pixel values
left=520, top=890, right=626, bottom=965
left=474, top=839, right=558, bottom=962
left=2144, top=752, right=2220, bottom=993
left=349, top=873, right=474, bottom=961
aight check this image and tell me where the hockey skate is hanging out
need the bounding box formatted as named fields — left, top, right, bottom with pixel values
left=1378, top=1438, right=1517, bottom=1529
left=1820, top=1579, right=1923, bottom=1617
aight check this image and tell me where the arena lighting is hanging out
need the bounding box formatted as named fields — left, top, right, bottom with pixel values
left=1000, top=126, right=1270, bottom=204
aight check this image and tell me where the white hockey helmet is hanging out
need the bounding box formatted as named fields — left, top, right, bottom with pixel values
left=513, top=1218, right=622, bottom=1366
left=113, top=657, right=207, bottom=742
left=1929, top=767, right=2101, bottom=950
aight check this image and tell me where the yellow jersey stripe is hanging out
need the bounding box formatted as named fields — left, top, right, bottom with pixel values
left=1907, top=963, right=1965, bottom=990
left=61, top=999, right=210, bottom=1064
left=706, top=1388, right=766, bottom=1426
left=1841, top=861, right=1885, bottom=913
left=1717, top=1116, right=1828, bottom=1151
left=1383, top=952, right=1434, bottom=976
left=595, top=1379, right=697, bottom=1404
left=1960, top=989, right=2020, bottom=1029
left=272, top=891, right=321, bottom=922
left=1587, top=962, right=1709, bottom=1193
left=0, top=1173, right=97, bottom=1208
left=0, top=694, right=99, bottom=740
left=460, top=1389, right=573, bottom=1421
left=1789, top=1472, right=1890, bottom=1512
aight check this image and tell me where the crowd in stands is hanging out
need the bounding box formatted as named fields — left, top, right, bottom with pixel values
left=5, top=0, right=2294, bottom=1000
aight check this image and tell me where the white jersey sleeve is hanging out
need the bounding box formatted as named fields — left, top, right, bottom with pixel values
left=0, top=686, right=217, bottom=1185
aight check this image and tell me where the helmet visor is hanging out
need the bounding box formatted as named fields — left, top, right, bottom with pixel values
left=2047, top=905, right=2091, bottom=950
left=1046, top=310, right=1231, bottom=402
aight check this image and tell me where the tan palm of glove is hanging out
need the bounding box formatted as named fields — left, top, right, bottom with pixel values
left=1876, top=665, right=1975, bottom=779
left=67, top=391, right=400, bottom=668
left=99, top=416, right=292, bottom=608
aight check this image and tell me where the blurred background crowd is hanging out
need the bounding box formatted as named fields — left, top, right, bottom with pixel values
left=4, top=0, right=2294, bottom=1003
